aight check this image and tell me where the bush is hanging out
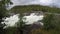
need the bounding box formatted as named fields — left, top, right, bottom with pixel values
left=43, top=14, right=55, bottom=30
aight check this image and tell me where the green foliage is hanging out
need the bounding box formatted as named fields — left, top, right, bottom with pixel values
left=5, top=15, right=25, bottom=34
left=0, top=0, right=13, bottom=17
left=43, top=14, right=55, bottom=30
left=10, top=5, right=60, bottom=14
left=16, top=15, right=25, bottom=28
left=9, top=5, right=60, bottom=34
left=43, top=14, right=60, bottom=31
left=30, top=28, right=60, bottom=34
left=0, top=0, right=13, bottom=34
left=53, top=15, right=60, bottom=31
left=5, top=27, right=20, bottom=34
left=16, top=15, right=26, bottom=34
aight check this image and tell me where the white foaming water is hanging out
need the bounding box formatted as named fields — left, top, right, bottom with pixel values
left=23, top=13, right=44, bottom=25
left=2, top=13, right=44, bottom=29
left=1, top=14, right=20, bottom=29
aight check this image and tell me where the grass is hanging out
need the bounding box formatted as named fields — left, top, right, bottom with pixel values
left=30, top=28, right=60, bottom=34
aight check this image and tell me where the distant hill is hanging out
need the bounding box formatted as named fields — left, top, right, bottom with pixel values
left=10, top=5, right=60, bottom=14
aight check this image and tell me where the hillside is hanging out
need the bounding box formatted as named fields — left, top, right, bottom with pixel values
left=10, top=5, right=60, bottom=14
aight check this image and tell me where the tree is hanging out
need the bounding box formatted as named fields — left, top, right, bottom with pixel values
left=17, top=14, right=25, bottom=34
left=43, top=14, right=55, bottom=30
left=0, top=0, right=12, bottom=34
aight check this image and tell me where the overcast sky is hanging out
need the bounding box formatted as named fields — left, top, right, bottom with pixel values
left=8, top=0, right=60, bottom=9
left=11, top=0, right=52, bottom=5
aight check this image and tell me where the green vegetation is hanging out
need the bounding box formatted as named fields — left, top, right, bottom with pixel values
left=30, top=28, right=60, bottom=34
left=17, top=15, right=26, bottom=34
left=6, top=5, right=60, bottom=34
left=5, top=27, right=18, bottom=34
left=28, top=14, right=60, bottom=34
left=43, top=14, right=55, bottom=30
left=10, top=5, right=60, bottom=14
left=0, top=0, right=60, bottom=34
left=5, top=15, right=26, bottom=34
left=0, top=0, right=12, bottom=34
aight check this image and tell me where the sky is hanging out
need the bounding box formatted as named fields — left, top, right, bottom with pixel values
left=8, top=0, right=60, bottom=9
left=11, top=0, right=52, bottom=5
